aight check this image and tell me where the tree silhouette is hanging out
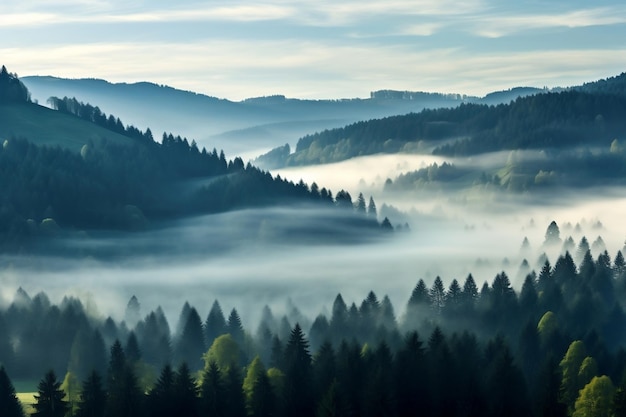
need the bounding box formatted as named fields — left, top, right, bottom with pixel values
left=75, top=371, right=106, bottom=417
left=32, top=370, right=69, bottom=417
left=204, top=300, right=227, bottom=348
left=0, top=366, right=24, bottom=417
left=283, top=323, right=313, bottom=417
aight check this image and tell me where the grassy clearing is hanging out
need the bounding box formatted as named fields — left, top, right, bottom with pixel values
left=0, top=102, right=135, bottom=153
left=16, top=392, right=36, bottom=416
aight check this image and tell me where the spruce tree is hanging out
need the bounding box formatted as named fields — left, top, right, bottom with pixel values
left=148, top=365, right=176, bottom=417
left=0, top=366, right=24, bottom=417
left=200, top=361, right=225, bottom=417
left=204, top=300, right=227, bottom=347
left=32, top=370, right=69, bottom=417
left=283, top=324, right=313, bottom=417
left=75, top=371, right=106, bottom=417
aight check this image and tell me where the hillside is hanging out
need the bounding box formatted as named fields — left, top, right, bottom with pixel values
left=255, top=72, right=626, bottom=169
left=0, top=69, right=393, bottom=254
left=21, top=76, right=540, bottom=158
left=0, top=101, right=137, bottom=152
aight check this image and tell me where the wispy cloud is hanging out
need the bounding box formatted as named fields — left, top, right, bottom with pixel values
left=8, top=39, right=626, bottom=99
left=470, top=7, right=626, bottom=38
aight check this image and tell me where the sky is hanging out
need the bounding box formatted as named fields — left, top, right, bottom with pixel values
left=2, top=0, right=626, bottom=100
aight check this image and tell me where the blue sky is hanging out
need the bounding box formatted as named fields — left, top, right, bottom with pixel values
left=2, top=0, right=626, bottom=100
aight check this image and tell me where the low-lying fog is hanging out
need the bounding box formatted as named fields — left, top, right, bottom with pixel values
left=1, top=187, right=624, bottom=333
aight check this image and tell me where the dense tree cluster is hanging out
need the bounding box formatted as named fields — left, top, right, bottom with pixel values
left=259, top=73, right=626, bottom=167
left=0, top=91, right=391, bottom=251
left=0, top=66, right=30, bottom=103
left=3, top=229, right=626, bottom=415
left=385, top=144, right=626, bottom=193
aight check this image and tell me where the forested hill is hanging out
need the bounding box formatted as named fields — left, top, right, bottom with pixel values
left=0, top=69, right=392, bottom=253
left=256, top=73, right=626, bottom=167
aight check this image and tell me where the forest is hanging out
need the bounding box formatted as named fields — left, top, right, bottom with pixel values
left=255, top=72, right=626, bottom=168
left=1, top=222, right=626, bottom=416
left=0, top=69, right=393, bottom=252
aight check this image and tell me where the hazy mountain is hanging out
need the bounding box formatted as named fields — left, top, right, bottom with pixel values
left=22, top=76, right=545, bottom=159
left=256, top=72, right=626, bottom=170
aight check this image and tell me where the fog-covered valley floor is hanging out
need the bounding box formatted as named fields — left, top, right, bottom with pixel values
left=2, top=160, right=624, bottom=333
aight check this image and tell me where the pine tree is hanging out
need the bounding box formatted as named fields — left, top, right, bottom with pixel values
left=176, top=307, right=205, bottom=371
left=227, top=308, right=245, bottom=347
left=174, top=363, right=198, bottom=417
left=204, top=300, right=227, bottom=347
left=104, top=340, right=143, bottom=417
left=200, top=361, right=225, bottom=417
left=148, top=364, right=176, bottom=417
left=404, top=279, right=430, bottom=329
left=283, top=324, right=313, bottom=417
left=355, top=193, right=366, bottom=214
left=124, top=296, right=141, bottom=330
left=32, top=370, right=69, bottom=417
left=224, top=366, right=246, bottom=417
left=75, top=371, right=106, bottom=417
left=367, top=196, right=377, bottom=219
left=429, top=277, right=446, bottom=316
left=0, top=366, right=25, bottom=417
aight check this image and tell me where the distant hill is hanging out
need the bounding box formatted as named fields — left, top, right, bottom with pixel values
left=21, top=76, right=543, bottom=158
left=255, top=72, right=626, bottom=168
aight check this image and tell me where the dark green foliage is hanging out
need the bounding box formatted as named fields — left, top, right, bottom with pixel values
left=147, top=364, right=176, bottom=417
left=173, top=363, right=199, bottom=417
left=75, top=371, right=106, bottom=417
left=0, top=66, right=30, bottom=103
left=137, top=311, right=171, bottom=369
left=394, top=332, right=426, bottom=417
left=0, top=367, right=24, bottom=417
left=5, top=242, right=626, bottom=417
left=176, top=307, right=205, bottom=371
left=484, top=338, right=531, bottom=417
left=104, top=341, right=143, bottom=417
left=227, top=308, right=245, bottom=348
left=32, top=370, right=69, bottom=417
left=316, top=380, right=342, bottom=417
left=283, top=324, right=314, bottom=417
left=271, top=88, right=626, bottom=166
left=249, top=369, right=275, bottom=417
left=224, top=366, right=246, bottom=417
left=200, top=361, right=226, bottom=417
left=205, top=300, right=227, bottom=348
left=125, top=332, right=141, bottom=363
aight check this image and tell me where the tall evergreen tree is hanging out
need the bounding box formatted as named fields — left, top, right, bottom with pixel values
left=283, top=324, right=314, bottom=417
left=148, top=364, right=176, bottom=417
left=173, top=363, right=198, bottom=417
left=355, top=193, right=366, bottom=215
left=199, top=361, right=225, bottom=417
left=204, top=300, right=227, bottom=347
left=104, top=340, right=143, bottom=417
left=367, top=196, right=377, bottom=219
left=0, top=366, right=24, bottom=417
left=429, top=277, right=446, bottom=316
left=32, top=370, right=69, bottom=417
left=75, top=371, right=106, bottom=417
left=224, top=366, right=246, bottom=417
left=176, top=307, right=205, bottom=371
left=227, top=308, right=245, bottom=347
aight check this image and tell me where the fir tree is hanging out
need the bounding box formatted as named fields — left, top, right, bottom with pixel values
left=32, top=370, right=69, bottom=417
left=0, top=366, right=25, bottom=417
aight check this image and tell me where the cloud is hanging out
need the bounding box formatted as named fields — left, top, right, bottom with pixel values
left=470, top=7, right=626, bottom=38
left=7, top=39, right=626, bottom=100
